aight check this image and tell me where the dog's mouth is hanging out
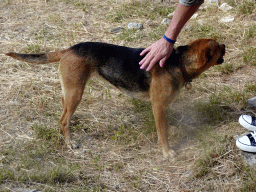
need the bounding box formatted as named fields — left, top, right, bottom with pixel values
left=217, top=57, right=224, bottom=64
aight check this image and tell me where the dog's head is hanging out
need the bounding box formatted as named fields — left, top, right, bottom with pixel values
left=177, top=39, right=225, bottom=79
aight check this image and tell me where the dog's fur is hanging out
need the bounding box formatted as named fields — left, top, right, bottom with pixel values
left=6, top=39, right=225, bottom=157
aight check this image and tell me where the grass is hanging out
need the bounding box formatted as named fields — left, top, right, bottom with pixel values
left=243, top=46, right=256, bottom=66
left=31, top=123, right=64, bottom=146
left=116, top=29, right=144, bottom=42
left=192, top=127, right=256, bottom=191
left=1, top=0, right=256, bottom=191
left=237, top=0, right=255, bottom=15
left=0, top=142, right=95, bottom=191
left=107, top=2, right=174, bottom=23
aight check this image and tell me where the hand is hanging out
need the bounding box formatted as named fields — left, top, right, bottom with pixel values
left=139, top=38, right=174, bottom=71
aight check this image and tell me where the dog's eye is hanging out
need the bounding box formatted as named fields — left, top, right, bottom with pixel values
left=206, top=51, right=212, bottom=62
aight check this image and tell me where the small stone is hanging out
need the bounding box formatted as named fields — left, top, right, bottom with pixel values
left=241, top=150, right=256, bottom=166
left=197, top=19, right=205, bottom=25
left=12, top=189, right=41, bottom=192
left=219, top=3, right=233, bottom=11
left=144, top=19, right=158, bottom=27
left=110, top=27, right=123, bottom=34
left=206, top=0, right=219, bottom=6
left=184, top=24, right=192, bottom=31
left=248, top=97, right=256, bottom=108
left=161, top=18, right=171, bottom=25
left=209, top=0, right=219, bottom=5
left=167, top=11, right=175, bottom=18
left=219, top=16, right=234, bottom=23
left=191, top=13, right=198, bottom=19
left=127, top=23, right=143, bottom=29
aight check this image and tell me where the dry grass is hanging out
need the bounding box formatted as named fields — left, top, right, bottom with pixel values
left=1, top=0, right=256, bottom=191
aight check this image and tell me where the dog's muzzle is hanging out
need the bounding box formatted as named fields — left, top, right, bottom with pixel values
left=217, top=44, right=225, bottom=64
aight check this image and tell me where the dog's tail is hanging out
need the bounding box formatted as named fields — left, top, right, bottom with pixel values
left=6, top=50, right=68, bottom=64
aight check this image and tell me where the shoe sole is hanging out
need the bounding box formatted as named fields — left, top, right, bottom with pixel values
left=236, top=139, right=256, bottom=153
left=239, top=116, right=256, bottom=131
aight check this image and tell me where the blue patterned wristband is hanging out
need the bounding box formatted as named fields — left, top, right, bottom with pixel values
left=163, top=35, right=176, bottom=44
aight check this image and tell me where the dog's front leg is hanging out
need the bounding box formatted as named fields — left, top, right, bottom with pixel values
left=150, top=75, right=177, bottom=158
left=151, top=100, right=176, bottom=158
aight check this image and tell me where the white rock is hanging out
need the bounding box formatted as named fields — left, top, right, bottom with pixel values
left=161, top=18, right=171, bottom=25
left=191, top=13, right=198, bottom=19
left=167, top=11, right=175, bottom=18
left=248, top=97, right=256, bottom=108
left=127, top=23, right=143, bottom=29
left=219, top=3, right=233, bottom=11
left=144, top=20, right=157, bottom=27
left=206, top=0, right=219, bottom=6
left=219, top=16, right=234, bottom=23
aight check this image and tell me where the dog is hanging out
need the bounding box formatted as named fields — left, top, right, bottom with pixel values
left=6, top=39, right=225, bottom=157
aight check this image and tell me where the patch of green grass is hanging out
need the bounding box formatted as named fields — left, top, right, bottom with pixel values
left=0, top=143, right=88, bottom=191
left=245, top=24, right=256, bottom=39
left=107, top=2, right=174, bottom=22
left=193, top=100, right=232, bottom=125
left=209, top=86, right=248, bottom=109
left=243, top=46, right=256, bottom=65
left=116, top=29, right=144, bottom=42
left=130, top=99, right=156, bottom=134
left=237, top=0, right=255, bottom=15
left=193, top=128, right=234, bottom=177
left=25, top=43, right=42, bottom=53
left=34, top=28, right=54, bottom=41
left=188, top=23, right=222, bottom=40
left=239, top=165, right=256, bottom=191
left=244, top=81, right=256, bottom=93
left=31, top=123, right=64, bottom=146
left=154, top=6, right=174, bottom=17
left=215, top=62, right=234, bottom=74
left=110, top=121, right=139, bottom=146
left=148, top=25, right=167, bottom=40
left=192, top=86, right=250, bottom=125
left=193, top=127, right=256, bottom=191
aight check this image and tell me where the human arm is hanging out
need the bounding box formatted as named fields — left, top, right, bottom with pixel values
left=139, top=3, right=202, bottom=71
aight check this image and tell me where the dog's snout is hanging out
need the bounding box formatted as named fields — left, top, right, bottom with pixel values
left=220, top=44, right=225, bottom=55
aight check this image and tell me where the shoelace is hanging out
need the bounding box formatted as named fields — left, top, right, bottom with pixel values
left=247, top=131, right=256, bottom=146
left=251, top=116, right=256, bottom=126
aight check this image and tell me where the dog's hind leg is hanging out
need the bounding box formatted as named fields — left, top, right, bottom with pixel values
left=58, top=54, right=92, bottom=148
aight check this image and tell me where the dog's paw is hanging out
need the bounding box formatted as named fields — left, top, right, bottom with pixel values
left=163, top=149, right=176, bottom=158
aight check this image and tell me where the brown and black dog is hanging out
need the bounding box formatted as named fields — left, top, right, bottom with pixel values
left=6, top=39, right=225, bottom=157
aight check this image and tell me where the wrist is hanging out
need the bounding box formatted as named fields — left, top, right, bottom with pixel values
left=163, top=35, right=176, bottom=44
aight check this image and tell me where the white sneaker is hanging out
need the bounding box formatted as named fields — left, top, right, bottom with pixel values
left=239, top=115, right=256, bottom=131
left=236, top=131, right=256, bottom=152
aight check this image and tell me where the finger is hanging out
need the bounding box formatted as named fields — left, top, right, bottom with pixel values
left=159, top=56, right=168, bottom=68
left=140, top=46, right=152, bottom=56
left=139, top=49, right=151, bottom=65
left=146, top=57, right=160, bottom=71
left=139, top=52, right=154, bottom=68
left=159, top=48, right=173, bottom=67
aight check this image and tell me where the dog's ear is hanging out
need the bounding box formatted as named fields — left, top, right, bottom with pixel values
left=176, top=45, right=188, bottom=54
